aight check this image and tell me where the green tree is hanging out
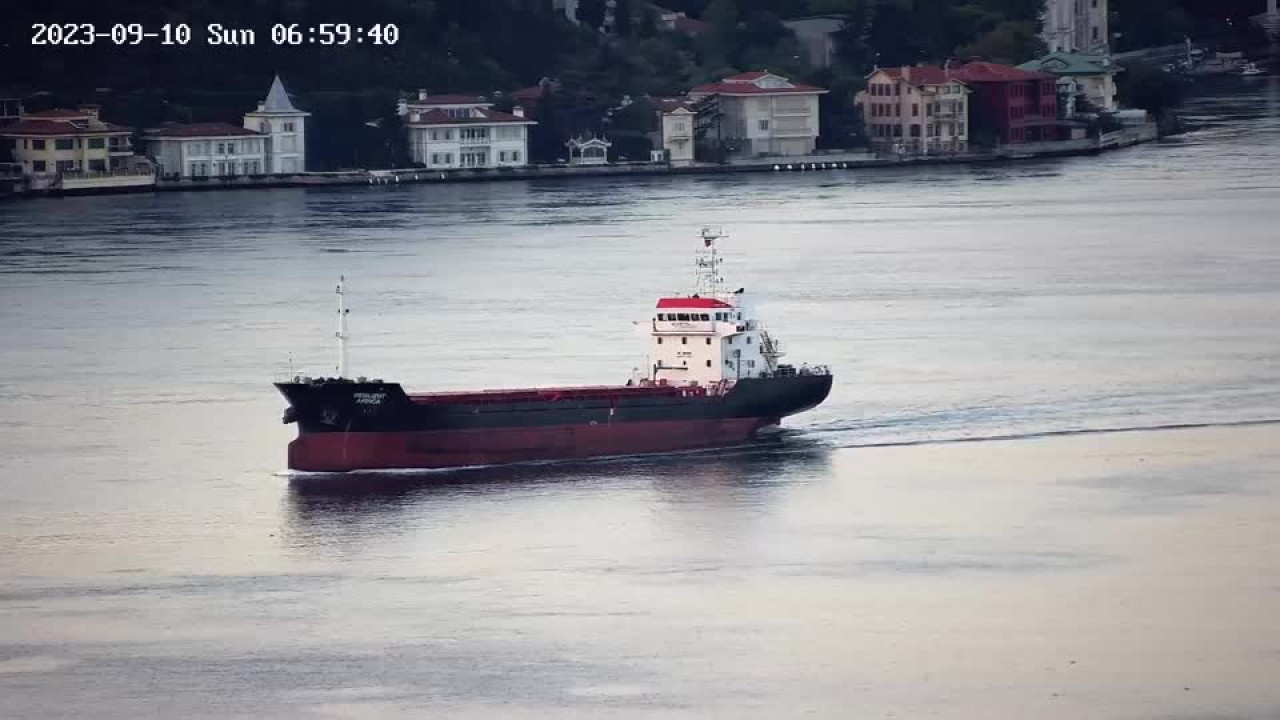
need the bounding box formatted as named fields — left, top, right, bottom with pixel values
left=615, top=0, right=634, bottom=36
left=578, top=0, right=606, bottom=30
left=956, top=20, right=1046, bottom=65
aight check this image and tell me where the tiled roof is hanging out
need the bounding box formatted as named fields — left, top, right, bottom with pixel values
left=144, top=122, right=263, bottom=138
left=1018, top=52, right=1119, bottom=76
left=722, top=71, right=771, bottom=82
left=878, top=66, right=966, bottom=87
left=650, top=96, right=697, bottom=113
left=950, top=61, right=1054, bottom=83
left=2, top=118, right=132, bottom=136
left=404, top=108, right=534, bottom=126
left=690, top=81, right=826, bottom=95
left=408, top=94, right=491, bottom=106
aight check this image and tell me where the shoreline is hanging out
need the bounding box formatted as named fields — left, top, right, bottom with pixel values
left=4, top=122, right=1160, bottom=199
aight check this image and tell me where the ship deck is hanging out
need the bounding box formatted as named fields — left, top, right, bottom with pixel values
left=407, top=383, right=717, bottom=406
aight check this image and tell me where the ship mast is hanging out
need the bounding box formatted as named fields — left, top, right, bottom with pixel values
left=335, top=276, right=349, bottom=378
left=695, top=226, right=726, bottom=299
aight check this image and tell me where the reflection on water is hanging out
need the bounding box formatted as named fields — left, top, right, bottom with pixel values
left=283, top=433, right=834, bottom=548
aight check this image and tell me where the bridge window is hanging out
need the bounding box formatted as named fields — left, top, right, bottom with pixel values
left=681, top=337, right=688, bottom=345
left=657, top=313, right=665, bottom=320
left=705, top=338, right=711, bottom=345
left=700, top=313, right=710, bottom=321
left=677, top=313, right=690, bottom=321
left=706, top=360, right=712, bottom=367
left=657, top=337, right=663, bottom=344
left=747, top=336, right=753, bottom=344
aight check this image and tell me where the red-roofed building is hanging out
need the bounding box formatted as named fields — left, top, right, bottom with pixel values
left=688, top=71, right=826, bottom=158
left=400, top=90, right=536, bottom=169
left=143, top=122, right=268, bottom=178
left=2, top=106, right=135, bottom=175
left=949, top=62, right=1061, bottom=145
left=855, top=66, right=970, bottom=155
left=1, top=106, right=155, bottom=193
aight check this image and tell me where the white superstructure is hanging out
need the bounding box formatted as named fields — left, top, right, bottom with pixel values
left=646, top=228, right=784, bottom=387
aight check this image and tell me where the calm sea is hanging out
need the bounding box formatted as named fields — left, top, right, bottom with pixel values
left=2, top=79, right=1279, bottom=719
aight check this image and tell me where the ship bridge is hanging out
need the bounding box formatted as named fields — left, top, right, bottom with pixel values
left=646, top=229, right=783, bottom=387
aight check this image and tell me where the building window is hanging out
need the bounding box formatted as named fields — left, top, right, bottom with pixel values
left=681, top=337, right=688, bottom=345
left=55, top=139, right=74, bottom=150
left=283, top=122, right=295, bottom=132
left=910, top=124, right=921, bottom=137
left=32, top=139, right=45, bottom=150
left=512, top=151, right=520, bottom=162
left=32, top=160, right=46, bottom=172
left=746, top=336, right=753, bottom=344
left=657, top=337, right=663, bottom=344
left=758, top=119, right=769, bottom=131
left=912, top=104, right=919, bottom=117
left=706, top=360, right=712, bottom=368
left=894, top=84, right=901, bottom=96
left=56, top=160, right=77, bottom=172
left=89, top=159, right=106, bottom=171
left=88, top=137, right=105, bottom=149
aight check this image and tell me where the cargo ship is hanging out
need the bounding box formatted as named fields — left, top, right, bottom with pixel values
left=275, top=228, right=832, bottom=472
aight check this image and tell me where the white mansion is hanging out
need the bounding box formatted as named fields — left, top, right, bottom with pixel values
left=143, top=75, right=309, bottom=178
left=400, top=92, right=536, bottom=169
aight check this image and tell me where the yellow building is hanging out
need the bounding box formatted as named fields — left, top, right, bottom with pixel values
left=1, top=106, right=154, bottom=192
left=855, top=66, right=970, bottom=155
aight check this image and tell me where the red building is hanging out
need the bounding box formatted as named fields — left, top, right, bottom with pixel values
left=950, top=62, right=1060, bottom=145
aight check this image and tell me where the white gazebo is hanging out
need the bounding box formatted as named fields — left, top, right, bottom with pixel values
left=566, top=135, right=612, bottom=165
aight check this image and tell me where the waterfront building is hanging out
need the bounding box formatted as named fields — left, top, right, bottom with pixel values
left=242, top=75, right=309, bottom=174
left=949, top=62, right=1060, bottom=146
left=1042, top=0, right=1109, bottom=55
left=650, top=97, right=697, bottom=167
left=401, top=92, right=536, bottom=169
left=0, top=106, right=155, bottom=192
left=144, top=122, right=268, bottom=179
left=566, top=136, right=612, bottom=165
left=781, top=17, right=845, bottom=69
left=855, top=66, right=969, bottom=155
left=687, top=71, right=826, bottom=158
left=1019, top=52, right=1119, bottom=114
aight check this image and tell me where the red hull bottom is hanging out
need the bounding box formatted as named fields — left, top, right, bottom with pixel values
left=287, top=418, right=774, bottom=472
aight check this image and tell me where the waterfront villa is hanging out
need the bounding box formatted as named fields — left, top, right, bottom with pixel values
left=1019, top=52, right=1120, bottom=113
left=144, top=122, right=267, bottom=179
left=400, top=92, right=536, bottom=169
left=687, top=71, right=826, bottom=158
left=650, top=97, right=697, bottom=167
left=242, top=75, right=309, bottom=174
left=855, top=65, right=970, bottom=155
left=0, top=106, right=154, bottom=192
left=949, top=62, right=1061, bottom=145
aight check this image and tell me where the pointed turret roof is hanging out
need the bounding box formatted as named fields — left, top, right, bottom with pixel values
left=263, top=74, right=298, bottom=112
left=245, top=74, right=309, bottom=116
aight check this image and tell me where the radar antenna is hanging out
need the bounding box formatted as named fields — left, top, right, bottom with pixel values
left=695, top=226, right=727, bottom=298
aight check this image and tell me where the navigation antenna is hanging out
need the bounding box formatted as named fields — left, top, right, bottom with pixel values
left=335, top=276, right=349, bottom=378
left=696, top=226, right=727, bottom=299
